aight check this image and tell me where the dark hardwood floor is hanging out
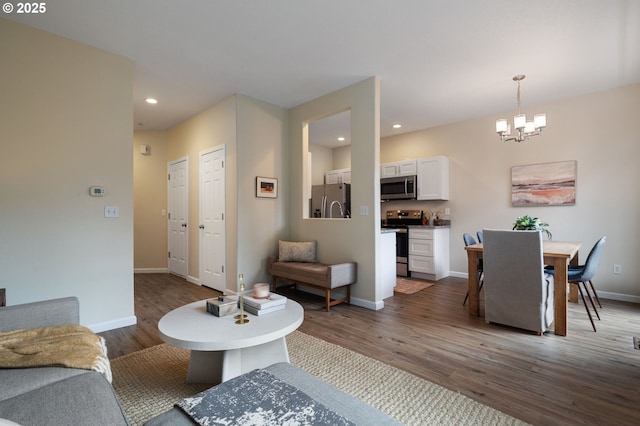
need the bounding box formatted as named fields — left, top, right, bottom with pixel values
left=100, top=273, right=640, bottom=425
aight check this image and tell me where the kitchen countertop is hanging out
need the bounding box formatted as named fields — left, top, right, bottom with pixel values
left=380, top=228, right=400, bottom=233
left=381, top=225, right=450, bottom=233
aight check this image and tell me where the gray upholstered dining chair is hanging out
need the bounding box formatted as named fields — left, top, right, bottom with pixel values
left=482, top=229, right=554, bottom=335
left=545, top=236, right=606, bottom=332
left=462, top=233, right=483, bottom=305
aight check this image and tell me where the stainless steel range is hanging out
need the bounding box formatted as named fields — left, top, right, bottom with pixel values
left=382, top=210, right=423, bottom=277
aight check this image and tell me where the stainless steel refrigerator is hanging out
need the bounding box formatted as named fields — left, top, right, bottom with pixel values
left=311, top=183, right=351, bottom=218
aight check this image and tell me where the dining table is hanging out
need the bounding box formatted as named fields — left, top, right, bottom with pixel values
left=465, top=240, right=581, bottom=336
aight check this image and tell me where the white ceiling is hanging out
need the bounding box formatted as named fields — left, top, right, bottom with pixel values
left=6, top=0, right=640, bottom=140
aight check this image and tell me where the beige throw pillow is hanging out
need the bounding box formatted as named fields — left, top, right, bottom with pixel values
left=278, top=240, right=317, bottom=262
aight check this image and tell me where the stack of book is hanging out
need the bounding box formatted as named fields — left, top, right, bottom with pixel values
left=241, top=291, right=287, bottom=316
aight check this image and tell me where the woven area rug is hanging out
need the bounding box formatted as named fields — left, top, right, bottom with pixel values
left=394, top=277, right=434, bottom=294
left=111, top=331, right=527, bottom=425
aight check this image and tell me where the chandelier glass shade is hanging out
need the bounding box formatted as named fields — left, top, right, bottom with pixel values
left=496, top=75, right=546, bottom=142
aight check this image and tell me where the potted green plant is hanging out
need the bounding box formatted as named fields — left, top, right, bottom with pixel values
left=513, top=215, right=552, bottom=240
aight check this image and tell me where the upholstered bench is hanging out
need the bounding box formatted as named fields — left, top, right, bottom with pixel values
left=267, top=241, right=357, bottom=311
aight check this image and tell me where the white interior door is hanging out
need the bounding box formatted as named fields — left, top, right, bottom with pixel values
left=199, top=146, right=226, bottom=291
left=168, top=157, right=188, bottom=277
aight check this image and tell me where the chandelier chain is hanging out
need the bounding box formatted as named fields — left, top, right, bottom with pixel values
left=516, top=80, right=521, bottom=115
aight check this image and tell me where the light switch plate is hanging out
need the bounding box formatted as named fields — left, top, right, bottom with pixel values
left=104, top=206, right=119, bottom=218
left=359, top=206, right=369, bottom=216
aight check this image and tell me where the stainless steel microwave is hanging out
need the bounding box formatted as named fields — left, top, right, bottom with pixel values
left=380, top=175, right=417, bottom=200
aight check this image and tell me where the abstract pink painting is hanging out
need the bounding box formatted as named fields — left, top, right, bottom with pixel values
left=511, top=160, right=576, bottom=206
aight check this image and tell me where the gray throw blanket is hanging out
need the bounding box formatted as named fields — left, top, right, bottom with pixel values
left=176, top=368, right=355, bottom=426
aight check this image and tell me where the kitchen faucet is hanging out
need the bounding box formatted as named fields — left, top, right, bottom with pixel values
left=329, top=201, right=344, bottom=218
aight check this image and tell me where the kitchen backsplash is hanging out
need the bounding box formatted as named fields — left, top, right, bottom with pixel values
left=381, top=200, right=452, bottom=220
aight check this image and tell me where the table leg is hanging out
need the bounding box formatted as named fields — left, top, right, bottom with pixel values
left=187, top=350, right=223, bottom=384
left=553, top=257, right=568, bottom=336
left=569, top=251, right=579, bottom=303
left=467, top=251, right=480, bottom=316
left=186, top=337, right=291, bottom=384
left=222, top=337, right=290, bottom=382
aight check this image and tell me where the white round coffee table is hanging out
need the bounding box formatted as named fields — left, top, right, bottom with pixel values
left=158, top=298, right=303, bottom=384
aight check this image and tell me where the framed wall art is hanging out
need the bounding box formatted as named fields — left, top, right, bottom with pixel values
left=256, top=176, right=278, bottom=198
left=511, top=160, right=576, bottom=206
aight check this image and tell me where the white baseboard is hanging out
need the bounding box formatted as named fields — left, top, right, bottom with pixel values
left=134, top=268, right=168, bottom=273
left=598, top=291, right=640, bottom=304
left=187, top=275, right=201, bottom=285
left=88, top=315, right=137, bottom=333
left=351, top=296, right=384, bottom=311
left=449, top=271, right=468, bottom=279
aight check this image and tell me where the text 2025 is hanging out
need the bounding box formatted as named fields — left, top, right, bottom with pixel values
left=17, top=2, right=46, bottom=13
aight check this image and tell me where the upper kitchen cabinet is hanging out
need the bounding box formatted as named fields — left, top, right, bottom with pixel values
left=325, top=167, right=351, bottom=184
left=380, top=160, right=417, bottom=178
left=417, top=156, right=449, bottom=200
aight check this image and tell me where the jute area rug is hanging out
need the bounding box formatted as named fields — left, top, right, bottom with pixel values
left=394, top=277, right=434, bottom=294
left=111, top=331, right=527, bottom=426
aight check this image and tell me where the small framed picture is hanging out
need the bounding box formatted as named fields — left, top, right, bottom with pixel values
left=256, top=176, right=278, bottom=198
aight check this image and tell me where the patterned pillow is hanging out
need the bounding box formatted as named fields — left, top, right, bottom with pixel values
left=278, top=240, right=317, bottom=262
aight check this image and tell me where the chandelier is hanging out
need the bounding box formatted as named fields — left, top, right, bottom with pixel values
left=496, top=75, right=546, bottom=142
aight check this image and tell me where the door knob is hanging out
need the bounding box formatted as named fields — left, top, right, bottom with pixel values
left=182, top=223, right=187, bottom=227
left=199, top=225, right=205, bottom=229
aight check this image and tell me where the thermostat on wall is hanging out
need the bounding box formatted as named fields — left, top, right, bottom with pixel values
left=89, top=186, right=106, bottom=197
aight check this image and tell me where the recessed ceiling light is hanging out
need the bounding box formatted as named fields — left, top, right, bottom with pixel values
left=338, top=137, right=345, bottom=141
left=392, top=124, right=402, bottom=129
left=145, top=98, right=158, bottom=104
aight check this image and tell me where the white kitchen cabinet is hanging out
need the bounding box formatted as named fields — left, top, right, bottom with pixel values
left=325, top=168, right=351, bottom=184
left=380, top=160, right=417, bottom=178
left=408, top=227, right=450, bottom=281
left=416, top=156, right=449, bottom=200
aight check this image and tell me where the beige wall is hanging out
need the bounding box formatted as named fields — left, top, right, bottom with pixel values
left=167, top=96, right=237, bottom=284
left=0, top=18, right=135, bottom=328
left=308, top=143, right=352, bottom=187
left=381, top=83, right=640, bottom=301
left=165, top=95, right=288, bottom=290
left=309, top=144, right=332, bottom=186
left=236, top=95, right=289, bottom=285
left=332, top=145, right=351, bottom=170
left=133, top=131, right=168, bottom=271
left=289, top=77, right=383, bottom=307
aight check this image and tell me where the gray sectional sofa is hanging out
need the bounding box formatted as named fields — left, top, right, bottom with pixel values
left=145, top=361, right=400, bottom=425
left=0, top=297, right=129, bottom=426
